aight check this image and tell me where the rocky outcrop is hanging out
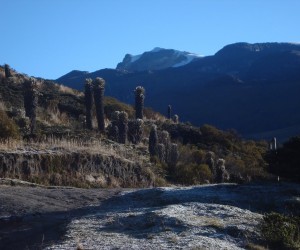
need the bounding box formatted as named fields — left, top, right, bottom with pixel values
left=0, top=149, right=154, bottom=188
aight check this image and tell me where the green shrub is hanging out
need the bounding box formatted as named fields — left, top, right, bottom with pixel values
left=104, top=97, right=134, bottom=119
left=0, top=110, right=19, bottom=139
left=266, top=136, right=300, bottom=181
left=261, top=212, right=300, bottom=249
left=174, top=162, right=212, bottom=185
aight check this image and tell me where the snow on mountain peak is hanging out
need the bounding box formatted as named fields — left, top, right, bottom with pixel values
left=116, top=47, right=203, bottom=72
left=151, top=47, right=164, bottom=52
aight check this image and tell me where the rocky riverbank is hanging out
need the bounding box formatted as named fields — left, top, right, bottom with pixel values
left=1, top=181, right=300, bottom=249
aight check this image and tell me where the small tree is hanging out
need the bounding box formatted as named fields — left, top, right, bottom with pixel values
left=216, top=159, right=229, bottom=183
left=173, top=114, right=179, bottom=124
left=23, top=78, right=38, bottom=135
left=108, top=111, right=120, bottom=142
left=205, top=151, right=216, bottom=179
left=118, top=111, right=128, bottom=144
left=149, top=125, right=158, bottom=157
left=160, top=130, right=171, bottom=163
left=93, top=77, right=105, bottom=132
left=168, top=143, right=179, bottom=168
left=4, top=64, right=12, bottom=78
left=84, top=78, right=93, bottom=130
left=135, top=86, right=145, bottom=119
left=167, top=105, right=172, bottom=120
left=157, top=143, right=166, bottom=163
left=128, top=119, right=144, bottom=144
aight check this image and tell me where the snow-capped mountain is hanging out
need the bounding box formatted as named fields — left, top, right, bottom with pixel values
left=116, top=47, right=202, bottom=72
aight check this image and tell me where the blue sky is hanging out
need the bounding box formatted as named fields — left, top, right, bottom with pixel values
left=1, top=0, right=300, bottom=79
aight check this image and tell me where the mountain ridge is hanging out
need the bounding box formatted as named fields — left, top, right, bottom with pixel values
left=56, top=42, right=300, bottom=141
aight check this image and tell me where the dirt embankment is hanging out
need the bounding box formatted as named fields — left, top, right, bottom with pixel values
left=0, top=146, right=155, bottom=188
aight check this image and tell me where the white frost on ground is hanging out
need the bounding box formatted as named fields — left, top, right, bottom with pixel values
left=46, top=185, right=264, bottom=250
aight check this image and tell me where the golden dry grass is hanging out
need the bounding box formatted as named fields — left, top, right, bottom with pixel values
left=0, top=137, right=149, bottom=164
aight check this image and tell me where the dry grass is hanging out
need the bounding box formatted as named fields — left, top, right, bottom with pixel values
left=0, top=101, right=6, bottom=111
left=201, top=216, right=225, bottom=229
left=56, top=83, right=83, bottom=97
left=245, top=242, right=268, bottom=250
left=43, top=107, right=70, bottom=125
left=0, top=137, right=149, bottom=164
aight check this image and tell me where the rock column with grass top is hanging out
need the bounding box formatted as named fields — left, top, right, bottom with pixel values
left=93, top=77, right=105, bottom=132
left=84, top=78, right=93, bottom=130
left=135, top=86, right=145, bottom=120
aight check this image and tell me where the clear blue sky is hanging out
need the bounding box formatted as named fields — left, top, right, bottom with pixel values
left=1, top=0, right=300, bottom=79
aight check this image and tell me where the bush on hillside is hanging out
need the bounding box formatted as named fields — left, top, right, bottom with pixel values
left=261, top=212, right=300, bottom=249
left=174, top=162, right=212, bottom=185
left=0, top=110, right=19, bottom=139
left=266, top=136, right=300, bottom=181
left=104, top=97, right=134, bottom=119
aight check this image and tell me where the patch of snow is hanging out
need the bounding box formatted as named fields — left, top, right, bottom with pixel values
left=130, top=54, right=142, bottom=63
left=151, top=47, right=164, bottom=52
left=173, top=52, right=203, bottom=67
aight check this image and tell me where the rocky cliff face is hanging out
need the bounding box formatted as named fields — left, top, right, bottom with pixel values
left=0, top=148, right=154, bottom=188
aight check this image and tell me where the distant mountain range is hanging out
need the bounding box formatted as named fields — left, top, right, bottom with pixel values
left=56, top=43, right=300, bottom=141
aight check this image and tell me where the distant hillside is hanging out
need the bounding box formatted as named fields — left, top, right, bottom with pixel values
left=56, top=42, right=300, bottom=141
left=0, top=66, right=162, bottom=138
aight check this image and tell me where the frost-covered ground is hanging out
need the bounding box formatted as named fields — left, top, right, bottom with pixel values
left=46, top=183, right=300, bottom=250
